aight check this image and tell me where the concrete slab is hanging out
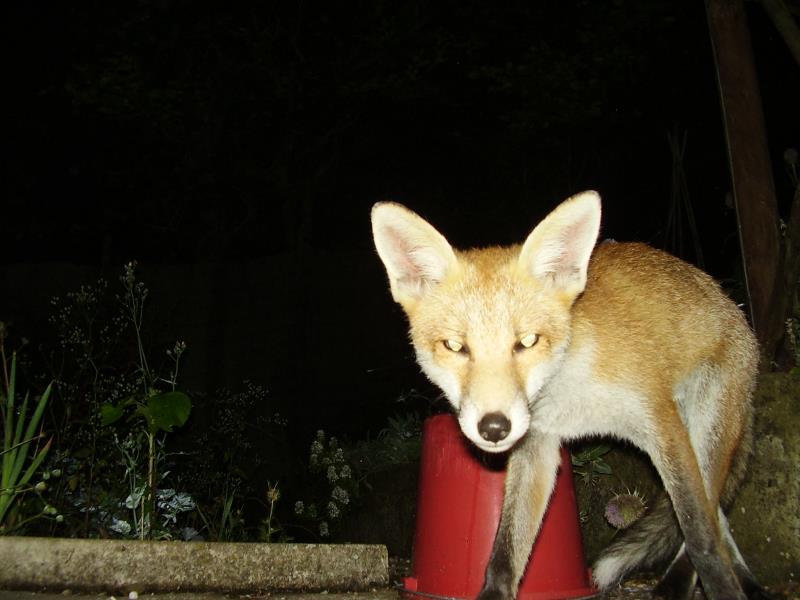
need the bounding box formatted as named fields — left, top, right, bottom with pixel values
left=0, top=538, right=388, bottom=594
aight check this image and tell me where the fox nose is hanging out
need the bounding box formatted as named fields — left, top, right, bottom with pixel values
left=478, top=412, right=511, bottom=443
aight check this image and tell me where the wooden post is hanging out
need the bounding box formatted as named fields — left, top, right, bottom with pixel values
left=705, top=0, right=781, bottom=359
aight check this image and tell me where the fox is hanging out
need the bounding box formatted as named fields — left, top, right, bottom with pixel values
left=371, top=191, right=769, bottom=600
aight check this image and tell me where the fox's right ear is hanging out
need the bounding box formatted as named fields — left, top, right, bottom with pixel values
left=371, top=202, right=458, bottom=308
left=518, top=190, right=601, bottom=300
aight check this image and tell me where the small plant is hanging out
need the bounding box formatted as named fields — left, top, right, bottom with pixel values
left=0, top=338, right=59, bottom=532
left=571, top=444, right=613, bottom=486
left=346, top=412, right=422, bottom=482
left=293, top=412, right=423, bottom=540
left=294, top=430, right=356, bottom=538
left=97, top=263, right=192, bottom=539
left=45, top=276, right=130, bottom=536
left=177, top=380, right=288, bottom=542
left=45, top=263, right=192, bottom=538
left=106, top=431, right=196, bottom=539
left=194, top=486, right=244, bottom=542
left=258, top=481, right=284, bottom=542
left=604, top=489, right=647, bottom=530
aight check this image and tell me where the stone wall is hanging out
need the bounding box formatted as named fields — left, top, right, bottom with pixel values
left=573, top=372, right=799, bottom=586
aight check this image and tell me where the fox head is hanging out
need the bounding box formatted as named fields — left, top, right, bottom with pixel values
left=371, top=191, right=601, bottom=453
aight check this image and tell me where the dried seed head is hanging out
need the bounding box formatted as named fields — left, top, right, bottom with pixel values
left=604, top=490, right=647, bottom=529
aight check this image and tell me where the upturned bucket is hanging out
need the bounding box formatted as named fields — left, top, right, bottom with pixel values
left=402, top=413, right=597, bottom=600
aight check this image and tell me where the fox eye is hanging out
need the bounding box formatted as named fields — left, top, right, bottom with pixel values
left=515, top=333, right=539, bottom=352
left=443, top=339, right=465, bottom=353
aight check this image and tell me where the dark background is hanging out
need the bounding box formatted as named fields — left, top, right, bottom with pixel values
left=4, top=1, right=799, bottom=439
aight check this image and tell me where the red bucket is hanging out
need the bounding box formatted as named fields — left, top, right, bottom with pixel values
left=403, top=414, right=596, bottom=600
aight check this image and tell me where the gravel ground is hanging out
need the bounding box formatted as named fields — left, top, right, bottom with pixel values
left=0, top=581, right=798, bottom=600
left=388, top=557, right=798, bottom=600
left=0, top=561, right=796, bottom=600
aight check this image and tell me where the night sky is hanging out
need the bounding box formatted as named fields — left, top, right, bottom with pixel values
left=6, top=2, right=795, bottom=264
left=5, top=1, right=800, bottom=435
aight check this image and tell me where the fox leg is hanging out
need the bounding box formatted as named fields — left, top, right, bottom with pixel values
left=653, top=512, right=771, bottom=600
left=655, top=370, right=768, bottom=600
left=649, top=411, right=746, bottom=600
left=652, top=543, right=697, bottom=600
left=477, top=432, right=561, bottom=600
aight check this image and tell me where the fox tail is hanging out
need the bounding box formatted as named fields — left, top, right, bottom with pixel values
left=592, top=414, right=755, bottom=593
left=592, top=493, right=683, bottom=589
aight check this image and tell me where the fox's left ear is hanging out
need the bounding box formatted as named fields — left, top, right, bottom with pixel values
left=518, top=190, right=601, bottom=299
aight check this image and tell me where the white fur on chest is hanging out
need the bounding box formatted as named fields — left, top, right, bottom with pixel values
left=528, top=342, right=655, bottom=445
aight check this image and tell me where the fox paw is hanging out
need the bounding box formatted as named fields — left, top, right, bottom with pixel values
left=652, top=575, right=695, bottom=600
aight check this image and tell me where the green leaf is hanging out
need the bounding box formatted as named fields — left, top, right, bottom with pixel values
left=2, top=355, right=18, bottom=488
left=12, top=392, right=29, bottom=450
left=100, top=402, right=125, bottom=427
left=17, top=439, right=52, bottom=489
left=586, top=444, right=612, bottom=459
left=9, top=383, right=52, bottom=493
left=146, top=391, right=191, bottom=433
left=593, top=459, right=613, bottom=475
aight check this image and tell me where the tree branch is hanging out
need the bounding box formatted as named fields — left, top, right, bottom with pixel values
left=761, top=0, right=800, bottom=67
left=783, top=181, right=800, bottom=308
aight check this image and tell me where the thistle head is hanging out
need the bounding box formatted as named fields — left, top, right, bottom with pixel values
left=604, top=489, right=647, bottom=529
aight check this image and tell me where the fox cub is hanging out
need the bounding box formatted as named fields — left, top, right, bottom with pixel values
left=371, top=191, right=768, bottom=600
